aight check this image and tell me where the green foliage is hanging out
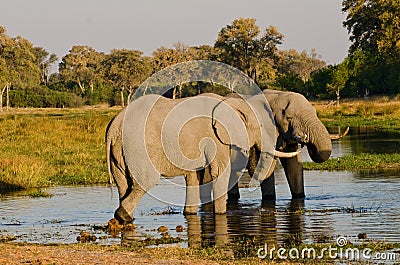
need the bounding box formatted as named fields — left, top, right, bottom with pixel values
left=33, top=47, right=58, bottom=85
left=102, top=49, right=152, bottom=106
left=343, top=0, right=400, bottom=57
left=304, top=153, right=400, bottom=171
left=340, top=0, right=400, bottom=97
left=215, top=18, right=283, bottom=85
left=275, top=49, right=326, bottom=82
left=275, top=73, right=307, bottom=96
left=9, top=86, right=83, bottom=108
left=28, top=189, right=54, bottom=198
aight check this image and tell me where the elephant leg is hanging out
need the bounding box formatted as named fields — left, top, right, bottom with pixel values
left=109, top=144, right=131, bottom=201
left=227, top=181, right=240, bottom=203
left=184, top=171, right=200, bottom=215
left=114, top=182, right=147, bottom=225
left=212, top=164, right=230, bottom=214
left=280, top=144, right=305, bottom=199
left=261, top=172, right=276, bottom=201
left=199, top=167, right=213, bottom=205
left=227, top=166, right=240, bottom=203
left=227, top=147, right=249, bottom=203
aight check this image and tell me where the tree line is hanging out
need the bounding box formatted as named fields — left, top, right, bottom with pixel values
left=1, top=0, right=400, bottom=109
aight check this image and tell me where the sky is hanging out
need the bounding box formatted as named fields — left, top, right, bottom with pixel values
left=0, top=0, right=350, bottom=66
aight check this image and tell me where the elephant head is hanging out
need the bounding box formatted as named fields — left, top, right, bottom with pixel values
left=263, top=90, right=331, bottom=163
left=211, top=93, right=298, bottom=181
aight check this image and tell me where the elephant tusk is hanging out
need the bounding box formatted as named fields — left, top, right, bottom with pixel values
left=330, top=127, right=350, bottom=140
left=272, top=150, right=300, bottom=158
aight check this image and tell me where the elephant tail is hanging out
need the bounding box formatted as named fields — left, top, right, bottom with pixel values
left=105, top=117, right=115, bottom=185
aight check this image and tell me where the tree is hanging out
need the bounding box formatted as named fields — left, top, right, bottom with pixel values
left=33, top=47, right=58, bottom=85
left=152, top=42, right=195, bottom=98
left=59, top=45, right=105, bottom=94
left=0, top=26, right=41, bottom=111
left=191, top=45, right=218, bottom=61
left=343, top=0, right=400, bottom=57
left=327, top=60, right=350, bottom=106
left=276, top=49, right=326, bottom=82
left=152, top=42, right=195, bottom=71
left=103, top=49, right=152, bottom=106
left=215, top=18, right=283, bottom=85
left=0, top=57, right=8, bottom=111
left=341, top=1, right=400, bottom=96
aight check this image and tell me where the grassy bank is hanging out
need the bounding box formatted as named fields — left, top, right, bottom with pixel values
left=308, top=97, right=400, bottom=171
left=0, top=108, right=119, bottom=192
left=304, top=153, right=400, bottom=171
left=313, top=96, right=400, bottom=129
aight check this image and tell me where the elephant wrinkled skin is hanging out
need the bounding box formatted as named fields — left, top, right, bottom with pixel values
left=106, top=93, right=295, bottom=224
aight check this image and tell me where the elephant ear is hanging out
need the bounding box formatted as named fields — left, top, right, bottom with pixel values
left=211, top=97, right=250, bottom=150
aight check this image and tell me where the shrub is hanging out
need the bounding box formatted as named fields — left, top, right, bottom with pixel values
left=9, top=86, right=83, bottom=108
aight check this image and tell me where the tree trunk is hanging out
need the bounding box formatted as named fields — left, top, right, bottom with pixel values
left=0, top=83, right=10, bottom=112
left=177, top=84, right=182, bottom=98
left=6, top=84, right=9, bottom=111
left=336, top=88, right=340, bottom=107
left=120, top=87, right=125, bottom=108
left=172, top=87, right=177, bottom=99
left=126, top=87, right=135, bottom=106
left=77, top=78, right=85, bottom=93
left=0, top=86, right=5, bottom=112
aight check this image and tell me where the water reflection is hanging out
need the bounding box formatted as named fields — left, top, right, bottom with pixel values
left=327, top=126, right=400, bottom=159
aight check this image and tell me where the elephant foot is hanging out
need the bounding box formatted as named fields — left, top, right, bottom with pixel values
left=107, top=218, right=124, bottom=233
left=200, top=202, right=214, bottom=212
left=261, top=194, right=276, bottom=201
left=114, top=207, right=134, bottom=225
left=291, top=193, right=306, bottom=199
left=227, top=192, right=240, bottom=204
left=213, top=198, right=227, bottom=214
left=183, top=205, right=198, bottom=215
left=261, top=199, right=276, bottom=209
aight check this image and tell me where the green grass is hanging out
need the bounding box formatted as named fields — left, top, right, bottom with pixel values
left=304, top=153, right=400, bottom=171
left=0, top=108, right=119, bottom=192
left=27, top=188, right=54, bottom=198
left=313, top=97, right=400, bottom=130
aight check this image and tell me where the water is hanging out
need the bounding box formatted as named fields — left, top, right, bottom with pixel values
left=1, top=127, right=400, bottom=246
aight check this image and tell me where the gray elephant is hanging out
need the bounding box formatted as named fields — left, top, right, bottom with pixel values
left=106, top=93, right=298, bottom=224
left=227, top=89, right=348, bottom=201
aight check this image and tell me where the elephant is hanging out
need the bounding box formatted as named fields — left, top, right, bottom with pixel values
left=227, top=89, right=349, bottom=201
left=106, top=93, right=299, bottom=224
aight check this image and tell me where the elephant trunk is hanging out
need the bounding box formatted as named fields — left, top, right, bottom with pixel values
left=304, top=118, right=332, bottom=163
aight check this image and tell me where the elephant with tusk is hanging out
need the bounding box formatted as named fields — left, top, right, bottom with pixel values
left=106, top=93, right=299, bottom=224
left=227, top=89, right=349, bottom=201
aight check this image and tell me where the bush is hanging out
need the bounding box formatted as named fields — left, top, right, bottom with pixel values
left=9, top=86, right=83, bottom=108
